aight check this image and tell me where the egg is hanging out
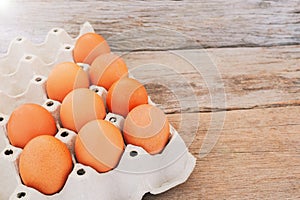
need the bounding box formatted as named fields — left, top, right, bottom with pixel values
left=7, top=103, right=57, bottom=148
left=89, top=53, right=128, bottom=90
left=123, top=104, right=170, bottom=155
left=19, top=135, right=73, bottom=195
left=106, top=77, right=148, bottom=117
left=60, top=88, right=106, bottom=132
left=73, top=33, right=111, bottom=65
left=46, top=62, right=90, bottom=102
left=75, top=120, right=124, bottom=173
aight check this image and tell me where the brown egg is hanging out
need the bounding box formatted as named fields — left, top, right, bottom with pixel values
left=7, top=104, right=57, bottom=148
left=73, top=33, right=111, bottom=65
left=60, top=88, right=106, bottom=132
left=46, top=62, right=90, bottom=102
left=89, top=53, right=128, bottom=90
left=19, top=135, right=73, bottom=195
left=123, top=104, right=170, bottom=155
left=106, top=77, right=148, bottom=117
left=75, top=120, right=124, bottom=173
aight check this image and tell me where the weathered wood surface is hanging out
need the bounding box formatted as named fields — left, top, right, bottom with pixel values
left=123, top=46, right=300, bottom=113
left=144, top=106, right=300, bottom=199
left=1, top=0, right=300, bottom=53
left=123, top=46, right=300, bottom=199
left=0, top=1, right=299, bottom=199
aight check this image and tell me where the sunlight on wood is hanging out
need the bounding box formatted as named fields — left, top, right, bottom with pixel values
left=0, top=0, right=10, bottom=12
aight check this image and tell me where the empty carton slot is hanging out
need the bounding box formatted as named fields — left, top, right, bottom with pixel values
left=17, top=192, right=26, bottom=198
left=53, top=29, right=58, bottom=33
left=4, top=149, right=13, bottom=156
left=65, top=46, right=71, bottom=50
left=130, top=150, right=138, bottom=157
left=60, top=131, right=69, bottom=137
left=77, top=168, right=86, bottom=176
left=0, top=116, right=4, bottom=122
left=16, top=38, right=23, bottom=42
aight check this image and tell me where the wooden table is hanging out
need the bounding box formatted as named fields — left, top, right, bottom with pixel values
left=1, top=1, right=299, bottom=199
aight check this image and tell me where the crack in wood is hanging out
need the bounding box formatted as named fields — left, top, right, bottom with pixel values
left=109, top=43, right=300, bottom=52
left=2, top=0, right=300, bottom=52
left=165, top=101, right=300, bottom=114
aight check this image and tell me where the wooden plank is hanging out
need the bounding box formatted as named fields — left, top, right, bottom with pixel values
left=122, top=45, right=300, bottom=113
left=0, top=3, right=299, bottom=200
left=1, top=0, right=300, bottom=53
left=144, top=106, right=300, bottom=199
left=145, top=152, right=300, bottom=199
left=168, top=106, right=300, bottom=154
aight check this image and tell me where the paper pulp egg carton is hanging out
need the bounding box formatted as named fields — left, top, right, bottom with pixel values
left=0, top=22, right=196, bottom=200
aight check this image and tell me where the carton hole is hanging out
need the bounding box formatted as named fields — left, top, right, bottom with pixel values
left=109, top=117, right=117, bottom=123
left=65, top=46, right=71, bottom=50
left=16, top=38, right=22, bottom=42
left=4, top=149, right=13, bottom=155
left=35, top=77, right=42, bottom=82
left=17, top=192, right=26, bottom=198
left=130, top=150, right=138, bottom=157
left=53, top=29, right=58, bottom=33
left=46, top=101, right=54, bottom=107
left=60, top=131, right=69, bottom=137
left=92, top=88, right=99, bottom=93
left=25, top=55, right=32, bottom=60
left=77, top=168, right=85, bottom=176
left=0, top=117, right=3, bottom=122
left=77, top=63, right=89, bottom=71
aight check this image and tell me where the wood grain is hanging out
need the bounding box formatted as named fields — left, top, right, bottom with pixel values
left=0, top=1, right=299, bottom=199
left=122, top=45, right=300, bottom=113
left=143, top=106, right=300, bottom=199
left=1, top=0, right=300, bottom=53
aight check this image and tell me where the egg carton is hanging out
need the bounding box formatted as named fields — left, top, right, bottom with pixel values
left=0, top=23, right=196, bottom=200
left=0, top=22, right=94, bottom=115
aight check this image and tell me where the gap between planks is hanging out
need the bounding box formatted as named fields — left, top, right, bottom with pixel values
left=1, top=0, right=300, bottom=52
left=122, top=45, right=300, bottom=114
